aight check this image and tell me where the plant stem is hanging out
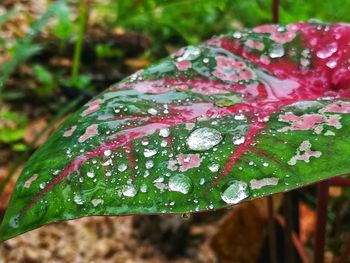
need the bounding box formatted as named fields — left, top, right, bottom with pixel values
left=284, top=192, right=294, bottom=263
left=314, top=180, right=329, bottom=263
left=267, top=196, right=278, bottom=263
left=272, top=0, right=280, bottom=24
left=71, top=0, right=88, bottom=85
left=335, top=234, right=350, bottom=263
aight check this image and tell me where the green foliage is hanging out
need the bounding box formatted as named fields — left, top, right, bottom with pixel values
left=0, top=110, right=28, bottom=144
left=0, top=1, right=69, bottom=100
left=33, top=64, right=56, bottom=95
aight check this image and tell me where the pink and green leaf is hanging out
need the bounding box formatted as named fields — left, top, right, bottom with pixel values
left=2, top=22, right=350, bottom=242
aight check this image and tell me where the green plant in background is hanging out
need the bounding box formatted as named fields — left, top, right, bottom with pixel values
left=0, top=110, right=28, bottom=151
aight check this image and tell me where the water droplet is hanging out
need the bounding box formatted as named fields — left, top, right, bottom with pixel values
left=74, top=195, right=84, bottom=205
left=233, top=32, right=242, bottom=39
left=122, top=184, right=137, bottom=197
left=160, top=140, right=168, bottom=147
left=181, top=213, right=191, bottom=220
left=153, top=176, right=164, bottom=183
left=187, top=127, right=223, bottom=151
left=9, top=214, right=20, bottom=228
left=234, top=114, right=246, bottom=121
left=221, top=180, right=249, bottom=204
left=144, top=148, right=158, bottom=157
left=92, top=198, right=104, bottom=207
left=269, top=44, right=285, bottom=58
left=148, top=108, right=158, bottom=115
left=199, top=178, right=206, bottom=185
left=233, top=136, right=245, bottom=145
left=262, top=162, right=269, bottom=167
left=87, top=171, right=95, bottom=178
left=168, top=174, right=192, bottom=194
left=209, top=163, right=220, bottom=172
left=203, top=58, right=210, bottom=63
left=140, top=184, right=148, bottom=193
left=118, top=163, right=127, bottom=172
left=159, top=128, right=170, bottom=138
left=145, top=160, right=154, bottom=169
left=178, top=46, right=201, bottom=61
left=316, top=43, right=337, bottom=59
left=141, top=139, right=149, bottom=146
left=104, top=149, right=112, bottom=157
left=326, top=59, right=337, bottom=69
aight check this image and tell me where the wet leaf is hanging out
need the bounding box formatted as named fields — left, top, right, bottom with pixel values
left=2, top=22, right=350, bottom=241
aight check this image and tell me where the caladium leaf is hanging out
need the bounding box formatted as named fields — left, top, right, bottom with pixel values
left=2, top=22, right=350, bottom=242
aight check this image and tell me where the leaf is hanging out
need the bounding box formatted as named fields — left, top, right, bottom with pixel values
left=2, top=22, right=350, bottom=242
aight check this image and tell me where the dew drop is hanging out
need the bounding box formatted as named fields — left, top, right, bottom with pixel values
left=104, top=149, right=112, bottom=157
left=221, top=180, right=249, bottom=204
left=233, top=136, right=245, bottom=145
left=168, top=174, right=192, bottom=194
left=118, top=163, right=127, bottom=172
left=187, top=127, right=223, bottom=151
left=269, top=44, right=285, bottom=58
left=145, top=160, right=154, bottom=169
left=326, top=59, right=337, bottom=69
left=233, top=32, right=242, bottom=39
left=92, top=198, right=104, bottom=207
left=9, top=214, right=20, bottom=228
left=178, top=46, right=201, bottom=61
left=122, top=184, right=137, bottom=197
left=144, top=148, right=158, bottom=157
left=87, top=171, right=95, bottom=178
left=316, top=43, right=337, bottom=59
left=147, top=108, right=158, bottom=115
left=209, top=163, right=220, bottom=172
left=160, top=140, right=168, bottom=147
left=74, top=195, right=84, bottom=205
left=140, top=184, right=148, bottom=193
left=182, top=213, right=191, bottom=220
left=159, top=128, right=170, bottom=138
left=141, top=139, right=149, bottom=146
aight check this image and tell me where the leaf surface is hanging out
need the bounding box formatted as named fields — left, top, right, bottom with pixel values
left=2, top=22, right=350, bottom=241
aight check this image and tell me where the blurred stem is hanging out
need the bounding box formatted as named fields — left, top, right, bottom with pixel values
left=0, top=96, right=84, bottom=197
left=267, top=196, right=278, bottom=263
left=71, top=0, right=88, bottom=85
left=335, top=234, right=350, bottom=263
left=272, top=0, right=280, bottom=23
left=314, top=180, right=329, bottom=263
left=284, top=192, right=294, bottom=263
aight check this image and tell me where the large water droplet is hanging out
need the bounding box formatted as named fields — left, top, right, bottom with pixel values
left=145, top=160, right=154, bottom=169
left=221, top=180, right=249, bottom=204
left=122, top=184, right=137, bottom=197
left=74, top=195, right=84, bottom=205
left=209, top=163, right=220, bottom=172
left=144, top=148, right=158, bottom=157
left=178, top=46, right=201, bottom=61
left=140, top=184, right=148, bottom=193
left=147, top=108, right=158, bottom=115
left=159, top=128, right=170, bottom=138
left=269, top=44, right=285, bottom=58
left=316, top=43, right=337, bottom=59
left=118, top=163, right=127, bottom=172
left=168, top=174, right=192, bottom=194
left=233, top=136, right=245, bottom=145
left=87, top=171, right=95, bottom=178
left=187, top=127, right=223, bottom=151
